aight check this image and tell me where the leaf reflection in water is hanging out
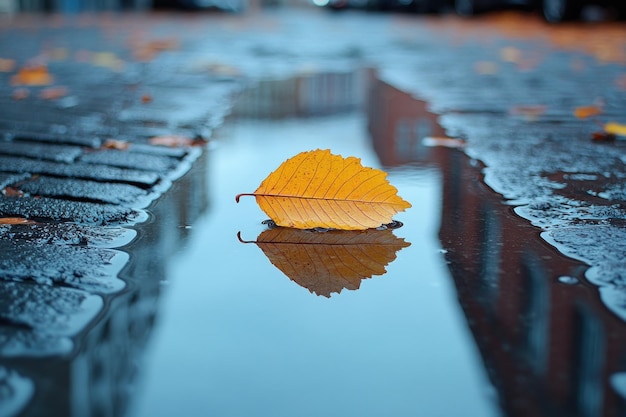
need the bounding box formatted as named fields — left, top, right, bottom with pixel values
left=238, top=227, right=410, bottom=298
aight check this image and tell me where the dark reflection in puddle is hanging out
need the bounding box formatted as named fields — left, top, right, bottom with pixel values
left=237, top=225, right=410, bottom=298
left=367, top=76, right=626, bottom=417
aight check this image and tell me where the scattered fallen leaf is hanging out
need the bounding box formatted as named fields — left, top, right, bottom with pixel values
left=2, top=187, right=24, bottom=197
left=509, top=104, right=548, bottom=121
left=0, top=58, right=16, bottom=72
left=238, top=226, right=410, bottom=297
left=12, top=88, right=30, bottom=100
left=0, top=217, right=35, bottom=225
left=604, top=122, right=626, bottom=137
left=102, top=139, right=130, bottom=150
left=141, top=94, right=153, bottom=104
left=236, top=149, right=411, bottom=230
left=422, top=136, right=466, bottom=149
left=10, top=65, right=54, bottom=86
left=149, top=135, right=207, bottom=147
left=591, top=131, right=616, bottom=143
left=39, top=86, right=68, bottom=100
left=574, top=105, right=603, bottom=119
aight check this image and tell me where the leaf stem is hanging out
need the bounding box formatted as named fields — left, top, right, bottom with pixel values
left=235, top=193, right=255, bottom=203
left=236, top=231, right=255, bottom=244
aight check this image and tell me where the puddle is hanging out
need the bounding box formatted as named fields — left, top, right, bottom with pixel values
left=130, top=72, right=498, bottom=417
left=5, top=68, right=626, bottom=417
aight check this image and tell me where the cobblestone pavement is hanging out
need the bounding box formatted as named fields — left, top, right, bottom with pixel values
left=0, top=12, right=243, bottom=416
left=0, top=7, right=625, bottom=417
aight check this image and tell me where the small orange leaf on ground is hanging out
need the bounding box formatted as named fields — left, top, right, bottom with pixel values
left=149, top=135, right=207, bottom=147
left=0, top=217, right=35, bottom=225
left=574, top=105, right=603, bottom=119
left=12, top=88, right=30, bottom=100
left=102, top=139, right=130, bottom=150
left=39, top=86, right=68, bottom=100
left=604, top=122, right=626, bottom=137
left=0, top=58, right=16, bottom=72
left=591, top=131, right=616, bottom=143
left=239, top=227, right=410, bottom=297
left=10, top=65, right=54, bottom=86
left=236, top=149, right=411, bottom=230
left=2, top=187, right=24, bottom=197
left=141, top=94, right=153, bottom=104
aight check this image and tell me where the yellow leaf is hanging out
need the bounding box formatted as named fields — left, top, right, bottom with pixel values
left=604, top=122, right=626, bottom=137
left=236, top=149, right=411, bottom=230
left=238, top=226, right=410, bottom=297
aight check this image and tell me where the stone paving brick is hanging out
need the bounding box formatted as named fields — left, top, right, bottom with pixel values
left=0, top=141, right=83, bottom=163
left=0, top=238, right=127, bottom=293
left=0, top=156, right=160, bottom=187
left=0, top=223, right=135, bottom=247
left=0, top=281, right=103, bottom=355
left=0, top=173, right=30, bottom=189
left=78, top=149, right=179, bottom=172
left=0, top=196, right=144, bottom=225
left=16, top=176, right=152, bottom=207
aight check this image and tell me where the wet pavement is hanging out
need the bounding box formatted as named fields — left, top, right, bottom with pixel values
left=0, top=6, right=625, bottom=417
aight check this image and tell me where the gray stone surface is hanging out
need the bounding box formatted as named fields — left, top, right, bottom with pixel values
left=0, top=196, right=144, bottom=225
left=0, top=156, right=160, bottom=187
left=0, top=239, right=126, bottom=293
left=0, top=223, right=135, bottom=248
left=0, top=141, right=83, bottom=163
left=17, top=176, right=151, bottom=207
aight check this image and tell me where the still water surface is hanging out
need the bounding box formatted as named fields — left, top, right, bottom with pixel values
left=131, top=114, right=499, bottom=417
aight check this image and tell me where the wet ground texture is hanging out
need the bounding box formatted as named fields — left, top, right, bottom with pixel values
left=0, top=13, right=240, bottom=416
left=0, top=7, right=625, bottom=417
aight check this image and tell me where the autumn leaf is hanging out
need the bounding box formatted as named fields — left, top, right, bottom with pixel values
left=10, top=65, right=54, bottom=86
left=591, top=131, right=616, bottom=143
left=574, top=105, right=603, bottom=119
left=236, top=149, right=411, bottom=230
left=238, top=227, right=410, bottom=297
left=2, top=187, right=24, bottom=197
left=102, top=139, right=130, bottom=150
left=0, top=217, right=36, bottom=225
left=604, top=122, right=626, bottom=137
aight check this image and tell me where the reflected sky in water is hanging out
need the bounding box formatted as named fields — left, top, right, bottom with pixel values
left=131, top=114, right=499, bottom=417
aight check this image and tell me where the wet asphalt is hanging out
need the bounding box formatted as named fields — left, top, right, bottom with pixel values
left=0, top=6, right=625, bottom=417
